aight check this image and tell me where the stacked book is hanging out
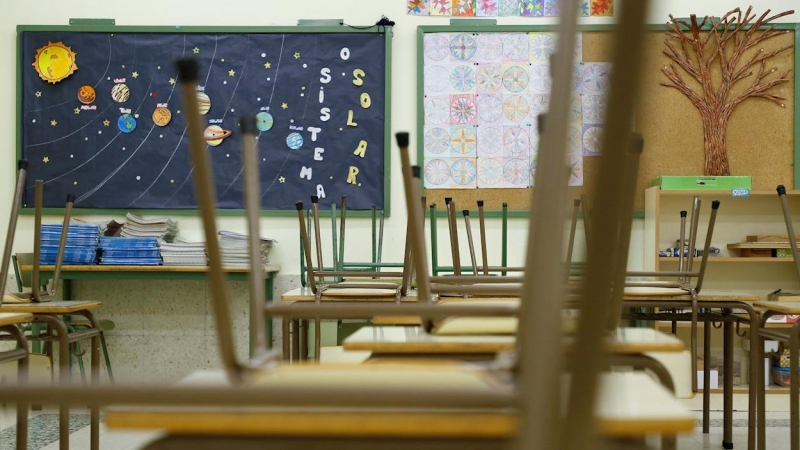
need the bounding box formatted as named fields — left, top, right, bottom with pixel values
left=39, top=223, right=101, bottom=265
left=98, top=237, right=162, bottom=265
left=218, top=231, right=276, bottom=267
left=120, top=213, right=178, bottom=242
left=160, top=239, right=207, bottom=267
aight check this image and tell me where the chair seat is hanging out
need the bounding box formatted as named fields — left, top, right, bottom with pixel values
left=66, top=318, right=115, bottom=331
left=623, top=286, right=689, bottom=297
left=321, top=288, right=399, bottom=298
left=0, top=300, right=103, bottom=313
left=437, top=283, right=521, bottom=298
left=754, top=301, right=800, bottom=315
left=0, top=312, right=34, bottom=326
left=643, top=350, right=695, bottom=399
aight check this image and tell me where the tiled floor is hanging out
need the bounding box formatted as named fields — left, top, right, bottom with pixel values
left=0, top=408, right=794, bottom=449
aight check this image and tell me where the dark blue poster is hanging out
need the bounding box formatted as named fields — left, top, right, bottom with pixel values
left=20, top=30, right=387, bottom=210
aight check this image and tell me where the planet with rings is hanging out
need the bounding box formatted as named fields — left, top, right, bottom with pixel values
left=203, top=125, right=232, bottom=146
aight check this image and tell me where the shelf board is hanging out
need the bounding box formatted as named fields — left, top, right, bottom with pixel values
left=658, top=189, right=800, bottom=197
left=659, top=257, right=792, bottom=262
left=728, top=243, right=792, bottom=249
left=702, top=384, right=789, bottom=394
left=656, top=320, right=794, bottom=329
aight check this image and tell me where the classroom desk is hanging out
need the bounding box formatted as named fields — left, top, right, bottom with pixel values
left=22, top=264, right=281, bottom=354
left=105, top=369, right=694, bottom=448
left=622, top=290, right=762, bottom=450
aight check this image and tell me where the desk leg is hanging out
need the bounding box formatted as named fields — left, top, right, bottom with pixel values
left=791, top=324, right=800, bottom=450
left=265, top=276, right=273, bottom=349
left=282, top=318, right=290, bottom=360
left=704, top=320, right=711, bottom=434
left=37, top=315, right=71, bottom=450
left=299, top=320, right=308, bottom=361
left=723, top=317, right=733, bottom=449
left=291, top=320, right=300, bottom=363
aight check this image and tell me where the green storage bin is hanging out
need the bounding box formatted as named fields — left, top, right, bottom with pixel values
left=651, top=175, right=752, bottom=191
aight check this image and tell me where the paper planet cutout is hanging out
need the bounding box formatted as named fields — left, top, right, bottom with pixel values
left=256, top=112, right=274, bottom=132
left=286, top=132, right=304, bottom=150
left=111, top=83, right=130, bottom=103
left=77, top=85, right=96, bottom=105
left=197, top=92, right=211, bottom=115
left=32, top=41, right=78, bottom=84
left=117, top=114, right=137, bottom=133
left=152, top=107, right=172, bottom=127
left=203, top=125, right=232, bottom=146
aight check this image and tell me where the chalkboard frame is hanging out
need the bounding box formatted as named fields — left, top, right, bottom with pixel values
left=16, top=23, right=393, bottom=217
left=416, top=22, right=800, bottom=218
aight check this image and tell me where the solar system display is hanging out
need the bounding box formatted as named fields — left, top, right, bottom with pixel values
left=20, top=30, right=388, bottom=210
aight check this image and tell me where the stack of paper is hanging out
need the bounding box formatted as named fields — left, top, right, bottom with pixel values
left=39, top=223, right=101, bottom=265
left=120, top=213, right=178, bottom=242
left=160, top=238, right=207, bottom=266
left=72, top=218, right=123, bottom=236
left=218, top=231, right=276, bottom=267
left=98, top=237, right=162, bottom=265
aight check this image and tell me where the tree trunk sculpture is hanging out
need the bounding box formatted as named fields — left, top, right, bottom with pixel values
left=661, top=7, right=794, bottom=176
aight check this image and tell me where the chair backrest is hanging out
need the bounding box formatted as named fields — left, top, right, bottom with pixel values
left=0, top=160, right=28, bottom=302
left=776, top=185, right=800, bottom=282
left=13, top=253, right=36, bottom=291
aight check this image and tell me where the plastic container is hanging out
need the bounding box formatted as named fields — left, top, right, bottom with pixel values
left=772, top=366, right=799, bottom=387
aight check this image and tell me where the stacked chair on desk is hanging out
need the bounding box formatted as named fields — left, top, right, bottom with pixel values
left=0, top=162, right=104, bottom=450
left=2, top=2, right=695, bottom=449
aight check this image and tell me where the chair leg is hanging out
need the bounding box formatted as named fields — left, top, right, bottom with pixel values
left=73, top=342, right=86, bottom=383
left=99, top=331, right=113, bottom=382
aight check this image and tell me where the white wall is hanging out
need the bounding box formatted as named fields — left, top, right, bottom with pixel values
left=1, top=0, right=794, bottom=278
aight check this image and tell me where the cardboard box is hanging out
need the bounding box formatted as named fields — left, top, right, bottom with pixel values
left=652, top=175, right=752, bottom=191
left=767, top=290, right=800, bottom=302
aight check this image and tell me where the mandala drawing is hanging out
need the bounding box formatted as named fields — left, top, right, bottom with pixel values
left=477, top=95, right=503, bottom=122
left=502, top=65, right=529, bottom=93
left=450, top=158, right=478, bottom=186
left=567, top=154, right=583, bottom=186
left=503, top=95, right=530, bottom=122
left=499, top=0, right=521, bottom=16
left=582, top=94, right=607, bottom=125
left=582, top=125, right=603, bottom=156
left=504, top=158, right=530, bottom=186
left=568, top=126, right=582, bottom=154
left=529, top=34, right=555, bottom=61
left=502, top=34, right=530, bottom=61
left=430, top=0, right=453, bottom=15
left=424, top=96, right=450, bottom=125
left=453, top=0, right=476, bottom=16
left=450, top=34, right=478, bottom=61
left=521, top=0, right=543, bottom=16
left=503, top=126, right=530, bottom=157
left=477, top=158, right=503, bottom=187
left=424, top=127, right=450, bottom=155
left=450, top=65, right=477, bottom=92
left=450, top=95, right=477, bottom=124
left=477, top=126, right=503, bottom=156
left=569, top=95, right=582, bottom=124
left=529, top=154, right=538, bottom=185
left=476, top=64, right=503, bottom=93
left=476, top=0, right=499, bottom=16
left=529, top=94, right=549, bottom=118
left=424, top=65, right=451, bottom=93
left=424, top=34, right=451, bottom=62
left=476, top=34, right=504, bottom=61
left=529, top=128, right=539, bottom=153
left=543, top=0, right=561, bottom=16
left=450, top=126, right=478, bottom=154
left=582, top=63, right=610, bottom=93
left=529, top=64, right=552, bottom=93
left=424, top=158, right=451, bottom=186
left=572, top=64, right=583, bottom=94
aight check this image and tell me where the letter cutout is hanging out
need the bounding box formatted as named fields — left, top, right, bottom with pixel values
left=318, top=88, right=325, bottom=104
left=353, top=140, right=367, bottom=158
left=316, top=184, right=326, bottom=199
left=300, top=166, right=313, bottom=180
left=320, top=68, right=331, bottom=84
left=340, top=47, right=350, bottom=60
left=314, top=148, right=325, bottom=161
left=346, top=166, right=359, bottom=185
left=360, top=93, right=371, bottom=109
left=352, top=69, right=365, bottom=87
left=308, top=127, right=321, bottom=142
left=347, top=110, right=357, bottom=127
left=320, top=107, right=331, bottom=122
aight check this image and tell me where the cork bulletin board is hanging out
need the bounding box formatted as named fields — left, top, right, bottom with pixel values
left=417, top=24, right=799, bottom=214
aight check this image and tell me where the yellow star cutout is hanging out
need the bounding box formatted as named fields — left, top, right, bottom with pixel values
left=228, top=69, right=235, bottom=77
left=169, top=78, right=176, bottom=85
left=278, top=176, right=286, bottom=183
left=103, top=120, right=110, bottom=126
left=42, top=157, right=49, bottom=163
left=193, top=47, right=200, bottom=54
left=132, top=71, right=139, bottom=79
left=294, top=52, right=301, bottom=59
left=74, top=108, right=80, bottom=115
left=50, top=120, right=57, bottom=126
left=35, top=91, right=42, bottom=98
left=264, top=62, right=272, bottom=69
left=281, top=103, right=288, bottom=109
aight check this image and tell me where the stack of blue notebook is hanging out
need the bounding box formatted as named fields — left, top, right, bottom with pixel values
left=98, top=237, right=162, bottom=265
left=40, top=223, right=101, bottom=265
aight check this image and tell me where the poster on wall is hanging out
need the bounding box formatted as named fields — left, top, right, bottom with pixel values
left=20, top=30, right=389, bottom=210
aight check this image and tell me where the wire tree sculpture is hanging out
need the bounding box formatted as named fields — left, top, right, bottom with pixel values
left=661, top=7, right=794, bottom=176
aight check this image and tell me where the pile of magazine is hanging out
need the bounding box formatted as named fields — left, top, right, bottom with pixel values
left=39, top=223, right=101, bottom=265
left=98, top=237, right=162, bottom=265
left=160, top=238, right=207, bottom=266
left=120, top=213, right=178, bottom=242
left=218, top=231, right=276, bottom=267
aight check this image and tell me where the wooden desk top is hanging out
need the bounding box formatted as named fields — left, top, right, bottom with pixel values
left=0, top=313, right=34, bottom=326
left=105, top=369, right=693, bottom=438
left=0, top=301, right=102, bottom=313
left=343, top=326, right=683, bottom=355
left=754, top=301, right=800, bottom=315
left=22, top=265, right=281, bottom=274
left=281, top=287, right=417, bottom=302
left=623, top=289, right=760, bottom=303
